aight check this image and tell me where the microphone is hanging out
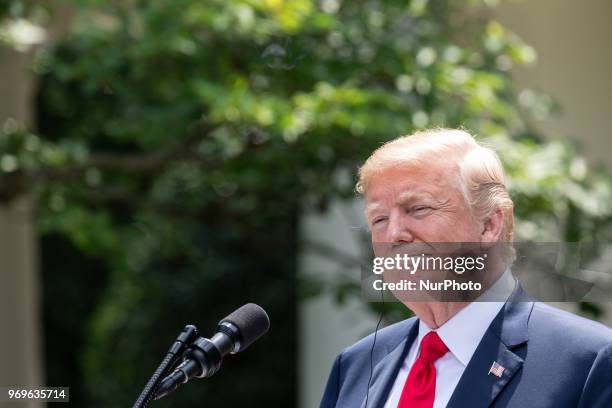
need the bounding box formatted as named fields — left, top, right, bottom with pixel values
left=154, top=303, right=270, bottom=400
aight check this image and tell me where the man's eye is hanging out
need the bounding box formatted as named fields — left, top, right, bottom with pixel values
left=411, top=206, right=433, bottom=214
left=372, top=217, right=387, bottom=225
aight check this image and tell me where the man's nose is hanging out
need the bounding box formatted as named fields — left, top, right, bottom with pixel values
left=386, top=212, right=414, bottom=243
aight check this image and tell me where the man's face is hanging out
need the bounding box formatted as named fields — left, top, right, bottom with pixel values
left=365, top=162, right=482, bottom=247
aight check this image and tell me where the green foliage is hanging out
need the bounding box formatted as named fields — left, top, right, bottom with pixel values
left=1, top=0, right=612, bottom=405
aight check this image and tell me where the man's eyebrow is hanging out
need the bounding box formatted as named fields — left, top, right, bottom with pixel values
left=365, top=191, right=449, bottom=217
left=396, top=190, right=446, bottom=206
left=364, top=202, right=384, bottom=217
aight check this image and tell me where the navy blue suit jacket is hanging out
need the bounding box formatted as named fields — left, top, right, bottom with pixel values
left=320, top=287, right=612, bottom=407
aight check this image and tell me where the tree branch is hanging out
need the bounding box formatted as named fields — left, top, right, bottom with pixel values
left=0, top=121, right=221, bottom=202
left=41, top=121, right=220, bottom=179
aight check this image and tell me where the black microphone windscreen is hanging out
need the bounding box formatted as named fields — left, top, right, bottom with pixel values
left=219, top=303, right=270, bottom=351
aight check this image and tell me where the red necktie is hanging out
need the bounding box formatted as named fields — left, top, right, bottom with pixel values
left=398, top=331, right=449, bottom=408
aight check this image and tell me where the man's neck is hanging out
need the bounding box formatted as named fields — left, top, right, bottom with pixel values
left=408, top=301, right=469, bottom=329
left=407, top=265, right=510, bottom=329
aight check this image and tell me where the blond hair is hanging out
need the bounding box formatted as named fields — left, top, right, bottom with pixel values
left=356, top=128, right=514, bottom=242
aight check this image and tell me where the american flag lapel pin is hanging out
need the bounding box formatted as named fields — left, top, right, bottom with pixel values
left=488, top=361, right=505, bottom=378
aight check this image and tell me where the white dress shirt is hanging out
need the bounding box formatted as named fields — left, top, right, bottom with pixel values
left=384, top=270, right=516, bottom=408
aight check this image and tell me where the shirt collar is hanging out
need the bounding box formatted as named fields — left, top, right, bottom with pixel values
left=415, top=268, right=516, bottom=366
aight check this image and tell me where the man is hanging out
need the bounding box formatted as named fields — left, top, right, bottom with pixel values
left=320, top=129, right=612, bottom=408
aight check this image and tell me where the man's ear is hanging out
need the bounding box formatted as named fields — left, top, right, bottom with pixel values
left=481, top=207, right=504, bottom=244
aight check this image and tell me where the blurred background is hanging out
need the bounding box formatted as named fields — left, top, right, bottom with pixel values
left=1, top=0, right=611, bottom=407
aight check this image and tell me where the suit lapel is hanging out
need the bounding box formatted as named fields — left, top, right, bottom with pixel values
left=360, top=319, right=419, bottom=408
left=447, top=286, right=534, bottom=408
left=445, top=327, right=525, bottom=408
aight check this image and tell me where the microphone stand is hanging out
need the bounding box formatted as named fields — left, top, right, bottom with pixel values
left=132, top=325, right=199, bottom=408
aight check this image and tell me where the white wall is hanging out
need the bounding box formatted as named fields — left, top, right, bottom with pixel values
left=495, top=0, right=612, bottom=168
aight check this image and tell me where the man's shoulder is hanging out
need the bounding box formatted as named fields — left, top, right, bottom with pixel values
left=320, top=316, right=418, bottom=407
left=339, top=316, right=417, bottom=361
left=529, top=302, right=612, bottom=351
